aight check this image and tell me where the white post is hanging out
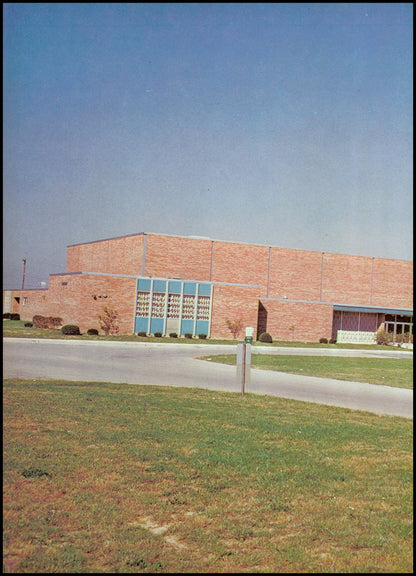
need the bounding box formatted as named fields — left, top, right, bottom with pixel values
left=237, top=342, right=252, bottom=394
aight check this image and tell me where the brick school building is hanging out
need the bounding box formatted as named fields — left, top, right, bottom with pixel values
left=3, top=232, right=413, bottom=343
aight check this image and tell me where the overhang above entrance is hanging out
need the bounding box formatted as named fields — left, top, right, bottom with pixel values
left=333, top=305, right=413, bottom=316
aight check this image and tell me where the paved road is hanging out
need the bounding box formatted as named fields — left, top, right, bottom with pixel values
left=3, top=338, right=413, bottom=419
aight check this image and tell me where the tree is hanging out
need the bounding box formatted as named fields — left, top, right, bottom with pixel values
left=99, top=307, right=119, bottom=335
left=226, top=318, right=244, bottom=340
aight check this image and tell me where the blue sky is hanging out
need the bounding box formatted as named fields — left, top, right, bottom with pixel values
left=3, top=3, right=413, bottom=289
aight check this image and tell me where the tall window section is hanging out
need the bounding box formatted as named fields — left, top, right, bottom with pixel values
left=135, top=278, right=212, bottom=337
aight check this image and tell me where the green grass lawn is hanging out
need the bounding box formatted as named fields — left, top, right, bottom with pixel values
left=3, top=379, right=413, bottom=573
left=204, top=354, right=413, bottom=389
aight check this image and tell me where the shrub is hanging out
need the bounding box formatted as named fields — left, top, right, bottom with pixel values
left=87, top=328, right=99, bottom=335
left=137, top=331, right=147, bottom=337
left=185, top=333, right=193, bottom=339
left=198, top=334, right=207, bottom=339
left=319, top=337, right=329, bottom=344
left=24, top=322, right=33, bottom=328
left=61, top=324, right=81, bottom=335
left=10, top=313, right=20, bottom=321
left=225, top=318, right=244, bottom=340
left=33, top=315, right=48, bottom=328
left=259, top=332, right=272, bottom=343
left=98, top=307, right=119, bottom=336
left=32, top=315, right=62, bottom=329
left=154, top=332, right=163, bottom=338
left=376, top=329, right=393, bottom=346
left=3, top=313, right=11, bottom=319
left=329, top=338, right=337, bottom=344
left=169, top=332, right=178, bottom=338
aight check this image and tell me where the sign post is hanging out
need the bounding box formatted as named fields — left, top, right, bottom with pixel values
left=237, top=328, right=252, bottom=394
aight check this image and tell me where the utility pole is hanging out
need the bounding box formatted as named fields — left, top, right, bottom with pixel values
left=22, top=258, right=26, bottom=290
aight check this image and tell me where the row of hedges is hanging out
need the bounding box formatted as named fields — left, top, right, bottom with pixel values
left=3, top=313, right=20, bottom=320
left=61, top=326, right=98, bottom=335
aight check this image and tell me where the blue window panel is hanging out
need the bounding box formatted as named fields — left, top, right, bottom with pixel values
left=196, top=320, right=209, bottom=336
left=150, top=318, right=164, bottom=334
left=198, top=283, right=211, bottom=296
left=168, top=281, right=182, bottom=294
left=138, top=278, right=151, bottom=291
left=135, top=317, right=149, bottom=333
left=180, top=319, right=194, bottom=336
left=183, top=282, right=196, bottom=295
left=153, top=280, right=167, bottom=293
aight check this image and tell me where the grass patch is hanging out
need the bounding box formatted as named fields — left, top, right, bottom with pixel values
left=3, top=378, right=413, bottom=573
left=205, top=354, right=413, bottom=389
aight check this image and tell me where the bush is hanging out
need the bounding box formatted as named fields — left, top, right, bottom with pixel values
left=98, top=307, right=119, bottom=336
left=329, top=338, right=337, bottom=344
left=10, top=313, right=20, bottom=321
left=376, top=329, right=393, bottom=346
left=319, top=337, right=329, bottom=344
left=3, top=313, right=11, bottom=319
left=24, top=322, right=33, bottom=328
left=226, top=318, right=244, bottom=340
left=33, top=315, right=47, bottom=328
left=154, top=332, right=163, bottom=338
left=169, top=332, right=178, bottom=338
left=259, top=332, right=272, bottom=343
left=32, top=315, right=63, bottom=329
left=87, top=328, right=99, bottom=335
left=185, top=333, right=193, bottom=339
left=137, top=331, right=147, bottom=337
left=61, top=324, right=81, bottom=335
left=198, top=334, right=207, bottom=339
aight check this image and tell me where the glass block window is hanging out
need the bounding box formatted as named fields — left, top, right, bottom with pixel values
left=136, top=291, right=151, bottom=317
left=182, top=294, right=196, bottom=320
left=135, top=278, right=212, bottom=336
left=151, top=293, right=166, bottom=318
left=167, top=293, right=181, bottom=318
left=197, top=295, right=210, bottom=320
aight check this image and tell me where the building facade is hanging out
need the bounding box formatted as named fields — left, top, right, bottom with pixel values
left=3, top=232, right=413, bottom=343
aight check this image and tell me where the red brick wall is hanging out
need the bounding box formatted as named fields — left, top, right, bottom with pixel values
left=3, top=290, right=22, bottom=314
left=211, top=242, right=269, bottom=288
left=66, top=234, right=144, bottom=276
left=15, top=289, right=51, bottom=321
left=268, top=247, right=322, bottom=300
left=210, top=284, right=260, bottom=339
left=15, top=274, right=137, bottom=334
left=65, top=234, right=413, bottom=313
left=260, top=300, right=334, bottom=342
left=145, top=234, right=212, bottom=280
left=372, top=258, right=413, bottom=308
left=321, top=253, right=373, bottom=305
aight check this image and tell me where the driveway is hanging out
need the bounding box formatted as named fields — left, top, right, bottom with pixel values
left=3, top=338, right=413, bottom=419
